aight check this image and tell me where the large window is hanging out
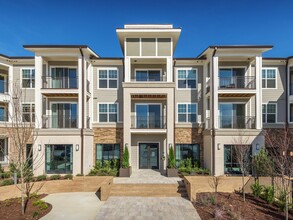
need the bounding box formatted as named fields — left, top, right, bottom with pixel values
left=22, top=103, right=35, bottom=122
left=0, top=139, right=7, bottom=163
left=45, top=144, right=73, bottom=174
left=51, top=103, right=77, bottom=128
left=0, top=74, right=7, bottom=93
left=262, top=68, right=276, bottom=88
left=177, top=103, right=197, bottom=123
left=177, top=68, right=197, bottom=89
left=135, top=70, right=161, bottom=82
left=262, top=103, right=277, bottom=123
left=219, top=103, right=246, bottom=129
left=98, top=68, right=118, bottom=89
left=22, top=68, right=35, bottom=88
left=0, top=106, right=7, bottom=121
left=98, top=103, right=118, bottom=122
left=219, top=68, right=246, bottom=88
left=175, top=144, right=200, bottom=167
left=224, top=145, right=252, bottom=175
left=50, top=67, right=77, bottom=89
left=135, top=104, right=161, bottom=128
left=96, top=144, right=120, bottom=164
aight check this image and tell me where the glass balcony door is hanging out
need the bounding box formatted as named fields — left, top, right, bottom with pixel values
left=219, top=103, right=245, bottom=128
left=219, top=68, right=245, bottom=88
left=51, top=68, right=77, bottom=88
left=135, top=104, right=161, bottom=128
left=135, top=70, right=161, bottom=82
left=51, top=103, right=77, bottom=128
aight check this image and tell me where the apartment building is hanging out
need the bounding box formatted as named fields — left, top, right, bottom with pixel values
left=0, top=24, right=292, bottom=176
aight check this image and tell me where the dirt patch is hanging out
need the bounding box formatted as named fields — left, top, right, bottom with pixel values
left=194, top=192, right=293, bottom=220
left=0, top=194, right=52, bottom=220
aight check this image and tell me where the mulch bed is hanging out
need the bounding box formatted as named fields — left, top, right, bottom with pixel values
left=0, top=194, right=52, bottom=220
left=194, top=192, right=293, bottom=220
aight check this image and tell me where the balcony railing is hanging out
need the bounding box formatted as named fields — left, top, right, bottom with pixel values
left=131, top=76, right=166, bottom=82
left=219, top=116, right=256, bottom=129
left=42, top=115, right=78, bottom=129
left=219, top=76, right=256, bottom=89
left=131, top=116, right=166, bottom=129
left=42, top=76, right=78, bottom=89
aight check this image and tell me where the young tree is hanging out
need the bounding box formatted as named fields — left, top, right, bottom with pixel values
left=264, top=127, right=293, bottom=220
left=5, top=84, right=44, bottom=215
left=252, top=147, right=273, bottom=180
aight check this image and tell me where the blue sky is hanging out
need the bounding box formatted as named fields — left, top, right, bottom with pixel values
left=0, top=0, right=292, bottom=58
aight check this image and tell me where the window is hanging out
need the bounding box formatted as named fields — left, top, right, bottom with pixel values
left=178, top=103, right=197, bottom=123
left=22, top=103, right=35, bottom=122
left=98, top=69, right=118, bottom=89
left=175, top=144, right=200, bottom=167
left=22, top=68, right=35, bottom=88
left=177, top=68, right=197, bottom=89
left=50, top=67, right=77, bottom=89
left=0, top=139, right=7, bottom=163
left=51, top=103, right=77, bottom=128
left=224, top=145, right=252, bottom=174
left=262, top=103, right=277, bottom=123
left=262, top=68, right=276, bottom=88
left=96, top=144, right=120, bottom=164
left=219, top=68, right=246, bottom=88
left=99, top=103, right=118, bottom=122
left=26, top=144, right=33, bottom=168
left=135, top=70, right=161, bottom=81
left=0, top=106, right=7, bottom=121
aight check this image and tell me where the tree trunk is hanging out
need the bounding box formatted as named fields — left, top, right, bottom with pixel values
left=21, top=168, right=24, bottom=215
left=242, top=172, right=245, bottom=202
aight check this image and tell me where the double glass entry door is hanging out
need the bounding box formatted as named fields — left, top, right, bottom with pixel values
left=139, top=143, right=159, bottom=169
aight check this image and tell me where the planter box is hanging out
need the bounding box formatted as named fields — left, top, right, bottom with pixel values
left=167, top=168, right=178, bottom=177
left=119, top=167, right=132, bottom=177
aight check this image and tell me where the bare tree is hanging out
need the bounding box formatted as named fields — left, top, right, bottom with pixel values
left=264, top=127, right=293, bottom=220
left=233, top=131, right=251, bottom=202
left=5, top=84, right=44, bottom=215
left=209, top=175, right=224, bottom=193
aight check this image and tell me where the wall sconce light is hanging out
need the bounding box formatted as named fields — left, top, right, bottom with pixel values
left=76, top=144, right=79, bottom=151
left=168, top=143, right=172, bottom=148
left=256, top=144, right=260, bottom=150
left=217, top=143, right=221, bottom=150
left=38, top=144, right=42, bottom=151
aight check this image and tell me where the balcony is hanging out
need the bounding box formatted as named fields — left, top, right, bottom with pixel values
left=42, top=115, right=78, bottom=129
left=131, top=116, right=166, bottom=129
left=219, top=76, right=256, bottom=89
left=42, top=76, right=78, bottom=89
left=219, top=116, right=256, bottom=129
left=131, top=76, right=166, bottom=82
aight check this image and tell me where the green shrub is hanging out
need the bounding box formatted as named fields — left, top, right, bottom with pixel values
left=168, top=146, right=176, bottom=169
left=49, top=174, right=61, bottom=180
left=95, top=160, right=102, bottom=170
left=199, top=193, right=217, bottom=205
left=186, top=158, right=192, bottom=171
left=276, top=189, right=290, bottom=212
left=0, top=179, right=14, bottom=186
left=76, top=173, right=84, bottom=176
left=250, top=180, right=263, bottom=197
left=262, top=185, right=274, bottom=204
left=64, top=174, right=73, bottom=180
left=36, top=175, right=47, bottom=182
left=122, top=146, right=129, bottom=168
left=32, top=211, right=39, bottom=218
left=33, top=200, right=48, bottom=210
left=0, top=172, right=11, bottom=179
left=29, top=192, right=39, bottom=199
left=103, top=160, right=111, bottom=171
left=0, top=164, right=4, bottom=173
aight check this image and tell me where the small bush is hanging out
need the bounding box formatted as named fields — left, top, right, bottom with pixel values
left=32, top=211, right=39, bottom=218
left=0, top=172, right=11, bottom=179
left=29, top=192, right=39, bottom=199
left=36, top=175, right=47, bottom=182
left=122, top=146, right=129, bottom=168
left=76, top=173, right=84, bottom=176
left=168, top=146, right=176, bottom=169
left=49, top=174, right=61, bottom=180
left=250, top=180, right=263, bottom=197
left=0, top=179, right=14, bottom=186
left=262, top=185, right=274, bottom=204
left=198, top=193, right=217, bottom=206
left=277, top=189, right=287, bottom=211
left=64, top=174, right=73, bottom=180
left=0, top=164, right=4, bottom=173
left=33, top=200, right=48, bottom=210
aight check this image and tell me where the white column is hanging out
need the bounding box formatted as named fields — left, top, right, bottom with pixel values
left=8, top=66, right=13, bottom=123
left=166, top=57, right=172, bottom=82
left=255, top=56, right=262, bottom=129
left=123, top=89, right=131, bottom=165
left=212, top=56, right=219, bottom=129
left=89, top=63, right=93, bottom=129
left=78, top=56, right=83, bottom=128
left=35, top=56, right=43, bottom=129
left=166, top=88, right=174, bottom=170
left=124, top=57, right=130, bottom=82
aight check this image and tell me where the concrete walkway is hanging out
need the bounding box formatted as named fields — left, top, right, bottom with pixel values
left=95, top=196, right=201, bottom=220
left=42, top=192, right=103, bottom=220
left=114, top=169, right=182, bottom=184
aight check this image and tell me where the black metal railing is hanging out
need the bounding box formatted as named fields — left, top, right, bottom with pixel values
left=131, top=76, right=166, bottom=82
left=42, top=115, right=78, bottom=128
left=0, top=80, right=8, bottom=94
left=219, top=76, right=256, bottom=89
left=219, top=116, right=256, bottom=129
left=42, top=76, right=78, bottom=89
left=131, top=116, right=166, bottom=129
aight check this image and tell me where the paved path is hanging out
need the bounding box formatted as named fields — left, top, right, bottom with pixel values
left=42, top=192, right=103, bottom=220
left=95, top=196, right=201, bottom=220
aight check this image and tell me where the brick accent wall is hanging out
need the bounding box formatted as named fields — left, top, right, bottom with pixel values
left=175, top=128, right=204, bottom=167
left=93, top=128, right=123, bottom=164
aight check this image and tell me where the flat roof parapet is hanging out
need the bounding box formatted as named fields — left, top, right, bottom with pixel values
left=123, top=24, right=173, bottom=29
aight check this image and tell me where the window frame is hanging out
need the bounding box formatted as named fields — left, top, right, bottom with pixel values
left=21, top=67, right=35, bottom=89
left=262, top=103, right=277, bottom=124
left=97, top=67, right=119, bottom=90
left=262, top=68, right=277, bottom=89
left=22, top=103, right=35, bottom=122
left=96, top=144, right=120, bottom=164
left=97, top=102, right=119, bottom=123
left=134, top=69, right=162, bottom=82
left=0, top=138, right=8, bottom=163
left=176, top=68, right=198, bottom=90
left=177, top=103, right=197, bottom=123
left=49, top=66, right=78, bottom=89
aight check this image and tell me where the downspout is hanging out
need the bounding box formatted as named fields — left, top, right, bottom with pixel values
left=211, top=48, right=217, bottom=175
left=79, top=48, right=85, bottom=175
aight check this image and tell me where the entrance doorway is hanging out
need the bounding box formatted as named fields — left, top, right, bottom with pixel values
left=139, top=143, right=159, bottom=169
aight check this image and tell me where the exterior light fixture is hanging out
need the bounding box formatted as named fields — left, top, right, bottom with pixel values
left=217, top=143, right=221, bottom=150
left=76, top=144, right=79, bottom=151
left=256, top=144, right=260, bottom=150
left=125, top=143, right=129, bottom=148
left=168, top=143, right=172, bottom=148
left=38, top=144, right=42, bottom=151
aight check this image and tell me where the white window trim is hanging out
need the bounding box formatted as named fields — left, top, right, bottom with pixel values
left=176, top=103, right=197, bottom=123
left=134, top=103, right=163, bottom=128
left=262, top=68, right=277, bottom=89
left=97, top=67, right=119, bottom=90
left=134, top=69, right=162, bottom=82
left=20, top=67, right=35, bottom=89
left=0, top=138, right=8, bottom=163
left=22, top=102, right=35, bottom=122
left=262, top=103, right=278, bottom=123
left=97, top=102, right=119, bottom=123
left=176, top=67, right=198, bottom=90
